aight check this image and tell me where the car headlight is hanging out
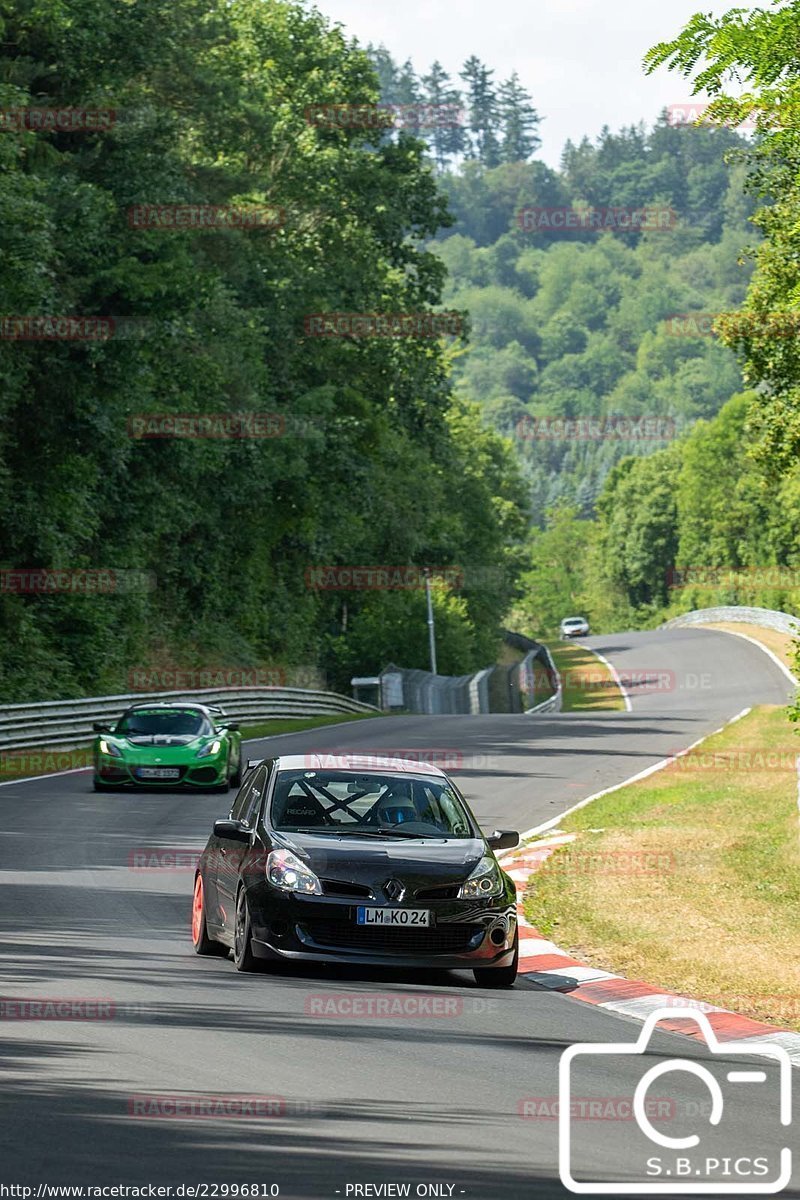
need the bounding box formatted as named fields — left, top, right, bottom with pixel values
left=458, top=855, right=503, bottom=899
left=98, top=738, right=122, bottom=758
left=196, top=738, right=222, bottom=759
left=265, top=849, right=322, bottom=895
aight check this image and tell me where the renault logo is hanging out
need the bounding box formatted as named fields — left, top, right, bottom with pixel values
left=383, top=878, right=406, bottom=902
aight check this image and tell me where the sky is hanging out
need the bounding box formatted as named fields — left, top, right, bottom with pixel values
left=305, top=0, right=758, bottom=167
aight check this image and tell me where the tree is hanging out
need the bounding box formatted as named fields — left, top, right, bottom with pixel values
left=420, top=60, right=467, bottom=171
left=460, top=56, right=501, bottom=166
left=497, top=71, right=541, bottom=163
left=645, top=2, right=800, bottom=473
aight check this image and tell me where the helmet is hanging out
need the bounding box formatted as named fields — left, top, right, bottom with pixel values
left=376, top=788, right=417, bottom=826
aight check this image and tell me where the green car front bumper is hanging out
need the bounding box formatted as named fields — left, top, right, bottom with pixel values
left=94, top=743, right=235, bottom=789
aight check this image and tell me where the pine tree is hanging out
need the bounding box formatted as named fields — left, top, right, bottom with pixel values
left=460, top=56, right=501, bottom=166
left=498, top=71, right=541, bottom=163
left=421, top=60, right=467, bottom=170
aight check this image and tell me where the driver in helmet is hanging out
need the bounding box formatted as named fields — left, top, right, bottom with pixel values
left=375, top=780, right=418, bottom=827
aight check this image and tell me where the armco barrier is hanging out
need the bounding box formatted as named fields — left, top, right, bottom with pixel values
left=661, top=605, right=800, bottom=636
left=525, top=645, right=562, bottom=714
left=0, top=687, right=380, bottom=753
left=378, top=635, right=559, bottom=716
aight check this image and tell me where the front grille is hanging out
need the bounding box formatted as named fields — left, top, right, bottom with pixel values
left=415, top=883, right=460, bottom=900
left=320, top=879, right=373, bottom=899
left=299, top=919, right=481, bottom=955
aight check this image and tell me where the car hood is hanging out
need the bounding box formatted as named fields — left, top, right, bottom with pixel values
left=124, top=734, right=202, bottom=747
left=107, top=735, right=211, bottom=758
left=274, top=832, right=487, bottom=889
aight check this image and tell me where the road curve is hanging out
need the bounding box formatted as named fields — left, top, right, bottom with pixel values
left=0, top=628, right=796, bottom=1197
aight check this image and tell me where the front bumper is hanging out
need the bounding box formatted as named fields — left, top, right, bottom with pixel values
left=246, top=886, right=518, bottom=970
left=95, top=757, right=228, bottom=788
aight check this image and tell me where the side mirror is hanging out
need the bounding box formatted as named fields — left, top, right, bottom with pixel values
left=224, top=722, right=240, bottom=732
left=213, top=819, right=251, bottom=844
left=93, top=722, right=112, bottom=733
left=487, top=829, right=520, bottom=852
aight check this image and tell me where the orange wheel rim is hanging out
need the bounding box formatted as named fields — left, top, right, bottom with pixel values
left=192, top=875, right=204, bottom=944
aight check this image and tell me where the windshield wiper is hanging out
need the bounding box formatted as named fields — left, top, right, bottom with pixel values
left=333, top=828, right=437, bottom=840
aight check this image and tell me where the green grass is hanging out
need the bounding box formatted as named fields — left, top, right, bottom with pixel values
left=544, top=640, right=625, bottom=712
left=524, top=705, right=800, bottom=1030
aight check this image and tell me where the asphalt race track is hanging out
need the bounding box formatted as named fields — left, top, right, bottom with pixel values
left=1, top=627, right=797, bottom=1198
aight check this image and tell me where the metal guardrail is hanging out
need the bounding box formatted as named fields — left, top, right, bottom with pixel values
left=661, top=606, right=800, bottom=636
left=378, top=636, right=559, bottom=716
left=525, top=645, right=563, bottom=714
left=0, top=687, right=380, bottom=752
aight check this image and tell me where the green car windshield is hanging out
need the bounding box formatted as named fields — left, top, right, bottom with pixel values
left=116, top=709, right=213, bottom=737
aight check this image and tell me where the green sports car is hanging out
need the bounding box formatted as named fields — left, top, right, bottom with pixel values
left=92, top=701, right=243, bottom=792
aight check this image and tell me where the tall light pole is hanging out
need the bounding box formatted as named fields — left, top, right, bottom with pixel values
left=424, top=567, right=438, bottom=676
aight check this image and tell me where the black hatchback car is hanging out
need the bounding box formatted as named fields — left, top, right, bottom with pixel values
left=191, top=754, right=521, bottom=986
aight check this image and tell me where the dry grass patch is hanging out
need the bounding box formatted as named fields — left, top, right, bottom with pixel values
left=524, top=705, right=800, bottom=1030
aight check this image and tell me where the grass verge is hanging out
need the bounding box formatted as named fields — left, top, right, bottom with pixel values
left=544, top=640, right=625, bottom=712
left=524, top=704, right=800, bottom=1031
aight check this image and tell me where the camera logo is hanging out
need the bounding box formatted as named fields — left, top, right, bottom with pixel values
left=559, top=1007, right=792, bottom=1194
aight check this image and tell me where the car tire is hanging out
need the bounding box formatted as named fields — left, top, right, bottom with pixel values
left=233, top=886, right=259, bottom=972
left=191, top=873, right=227, bottom=957
left=473, top=930, right=518, bottom=989
left=93, top=778, right=117, bottom=792
left=230, top=758, right=243, bottom=789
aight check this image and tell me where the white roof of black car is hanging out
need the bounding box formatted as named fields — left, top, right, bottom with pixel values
left=273, top=753, right=448, bottom=778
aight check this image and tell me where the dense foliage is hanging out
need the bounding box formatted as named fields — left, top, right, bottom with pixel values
left=0, top=0, right=527, bottom=700
left=512, top=2, right=800, bottom=641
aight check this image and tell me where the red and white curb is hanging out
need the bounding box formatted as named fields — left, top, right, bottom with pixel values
left=506, top=835, right=800, bottom=1067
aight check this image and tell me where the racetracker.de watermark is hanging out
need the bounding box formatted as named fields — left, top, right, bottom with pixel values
left=0, top=569, right=156, bottom=594
left=517, top=206, right=677, bottom=234
left=0, top=997, right=116, bottom=1020
left=305, top=565, right=464, bottom=591
left=127, top=205, right=284, bottom=230
left=0, top=107, right=116, bottom=131
left=666, top=103, right=759, bottom=130
left=668, top=748, right=800, bottom=772
left=0, top=749, right=92, bottom=776
left=304, top=993, right=497, bottom=1018
left=304, top=312, right=463, bottom=337
left=664, top=312, right=800, bottom=338
left=127, top=413, right=285, bottom=439
left=128, top=1095, right=286, bottom=1119
left=520, top=1096, right=675, bottom=1121
left=667, top=565, right=800, bottom=590
left=301, top=750, right=466, bottom=770
left=0, top=316, right=115, bottom=341
left=518, top=850, right=675, bottom=877
left=127, top=666, right=287, bottom=690
left=305, top=103, right=463, bottom=129
left=515, top=415, right=678, bottom=442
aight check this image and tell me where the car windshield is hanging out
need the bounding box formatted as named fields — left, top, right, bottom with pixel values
left=270, top=770, right=475, bottom=839
left=116, top=709, right=212, bottom=737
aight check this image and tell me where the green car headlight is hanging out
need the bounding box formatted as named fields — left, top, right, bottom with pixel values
left=196, top=738, right=222, bottom=759
left=98, top=738, right=122, bottom=758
